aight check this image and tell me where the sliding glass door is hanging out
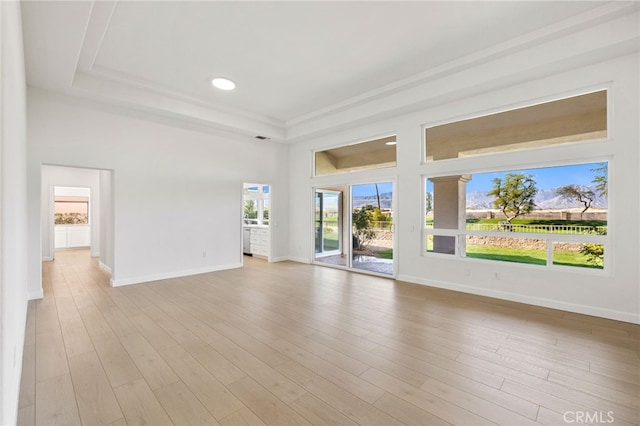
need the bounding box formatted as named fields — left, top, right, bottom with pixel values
left=351, top=182, right=394, bottom=275
left=315, top=189, right=346, bottom=266
left=314, top=182, right=394, bottom=276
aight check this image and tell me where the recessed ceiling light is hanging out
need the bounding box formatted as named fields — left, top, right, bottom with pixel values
left=385, top=141, right=397, bottom=145
left=211, top=77, right=235, bottom=91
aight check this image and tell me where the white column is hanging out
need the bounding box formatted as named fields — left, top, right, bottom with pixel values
left=430, top=175, right=471, bottom=254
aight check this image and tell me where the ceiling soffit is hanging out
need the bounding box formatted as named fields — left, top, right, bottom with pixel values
left=22, top=1, right=639, bottom=143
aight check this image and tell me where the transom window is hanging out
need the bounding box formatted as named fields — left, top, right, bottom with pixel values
left=314, top=135, right=397, bottom=176
left=425, top=90, right=607, bottom=161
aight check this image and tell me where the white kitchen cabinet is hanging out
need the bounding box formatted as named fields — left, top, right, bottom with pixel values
left=249, top=227, right=270, bottom=258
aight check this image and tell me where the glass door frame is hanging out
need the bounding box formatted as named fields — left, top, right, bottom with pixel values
left=315, top=189, right=343, bottom=257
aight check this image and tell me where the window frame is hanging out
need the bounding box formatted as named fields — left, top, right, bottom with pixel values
left=422, top=160, right=611, bottom=274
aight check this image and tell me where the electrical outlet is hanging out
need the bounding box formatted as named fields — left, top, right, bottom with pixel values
left=494, top=272, right=500, bottom=280
left=202, top=251, right=207, bottom=258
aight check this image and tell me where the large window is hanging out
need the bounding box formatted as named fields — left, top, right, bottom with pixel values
left=54, top=196, right=89, bottom=224
left=425, top=90, right=607, bottom=161
left=425, top=162, right=608, bottom=270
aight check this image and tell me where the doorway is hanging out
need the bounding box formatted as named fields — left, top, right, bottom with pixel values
left=313, top=181, right=395, bottom=276
left=242, top=183, right=271, bottom=260
left=42, top=165, right=114, bottom=277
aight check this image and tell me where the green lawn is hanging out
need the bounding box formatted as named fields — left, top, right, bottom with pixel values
left=376, top=249, right=393, bottom=259
left=466, top=245, right=546, bottom=265
left=465, top=245, right=602, bottom=269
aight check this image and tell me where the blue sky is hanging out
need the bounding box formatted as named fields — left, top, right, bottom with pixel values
left=464, top=162, right=604, bottom=192
left=352, top=182, right=393, bottom=197
left=333, top=162, right=605, bottom=197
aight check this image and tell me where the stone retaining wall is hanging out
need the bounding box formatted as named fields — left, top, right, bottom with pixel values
left=467, top=235, right=583, bottom=252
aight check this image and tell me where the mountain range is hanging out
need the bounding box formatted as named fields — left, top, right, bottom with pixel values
left=466, top=186, right=607, bottom=210
left=352, top=187, right=608, bottom=210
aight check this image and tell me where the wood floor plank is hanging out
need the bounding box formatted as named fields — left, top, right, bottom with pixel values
left=219, top=406, right=266, bottom=426
left=420, top=377, right=539, bottom=425
left=547, top=370, right=639, bottom=408
left=371, top=342, right=505, bottom=390
left=54, top=293, right=80, bottom=323
left=304, top=330, right=429, bottom=388
left=192, top=306, right=289, bottom=368
left=227, top=376, right=312, bottom=426
left=171, top=309, right=307, bottom=404
left=153, top=380, right=220, bottom=425
left=361, top=368, right=497, bottom=426
left=270, top=337, right=385, bottom=404
left=464, top=354, right=640, bottom=424
left=100, top=307, right=138, bottom=338
left=35, top=329, right=69, bottom=383
left=35, top=374, right=81, bottom=425
left=289, top=392, right=360, bottom=426
left=276, top=360, right=404, bottom=426
left=500, top=379, right=597, bottom=420
left=374, top=392, right=453, bottom=426
left=18, top=343, right=35, bottom=408
left=78, top=304, right=112, bottom=337
left=496, top=344, right=591, bottom=375
left=129, top=312, right=179, bottom=351
left=278, top=331, right=371, bottom=377
left=91, top=331, right=142, bottom=388
left=60, top=315, right=95, bottom=358
left=158, top=343, right=244, bottom=420
left=590, top=360, right=640, bottom=385
left=118, top=331, right=180, bottom=391
left=35, top=301, right=60, bottom=336
left=177, top=332, right=247, bottom=385
left=68, top=351, right=124, bottom=425
left=16, top=405, right=35, bottom=426
left=24, top=300, right=37, bottom=346
left=113, top=378, right=172, bottom=426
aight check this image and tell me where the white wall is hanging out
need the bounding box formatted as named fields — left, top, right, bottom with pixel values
left=27, top=88, right=289, bottom=294
left=41, top=166, right=101, bottom=260
left=288, top=14, right=639, bottom=323
left=0, top=1, right=29, bottom=424
left=99, top=169, right=114, bottom=273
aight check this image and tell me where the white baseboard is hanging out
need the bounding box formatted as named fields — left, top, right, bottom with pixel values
left=286, top=256, right=312, bottom=264
left=269, top=256, right=292, bottom=262
left=98, top=261, right=112, bottom=275
left=397, top=274, right=640, bottom=325
left=91, top=251, right=100, bottom=258
left=110, top=262, right=243, bottom=287
left=41, top=256, right=53, bottom=262
left=28, top=289, right=44, bottom=300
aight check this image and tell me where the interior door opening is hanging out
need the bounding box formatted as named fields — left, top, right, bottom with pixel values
left=41, top=164, right=114, bottom=279
left=243, top=183, right=271, bottom=261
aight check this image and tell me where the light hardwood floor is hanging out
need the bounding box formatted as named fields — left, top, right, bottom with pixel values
left=18, top=249, right=639, bottom=425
